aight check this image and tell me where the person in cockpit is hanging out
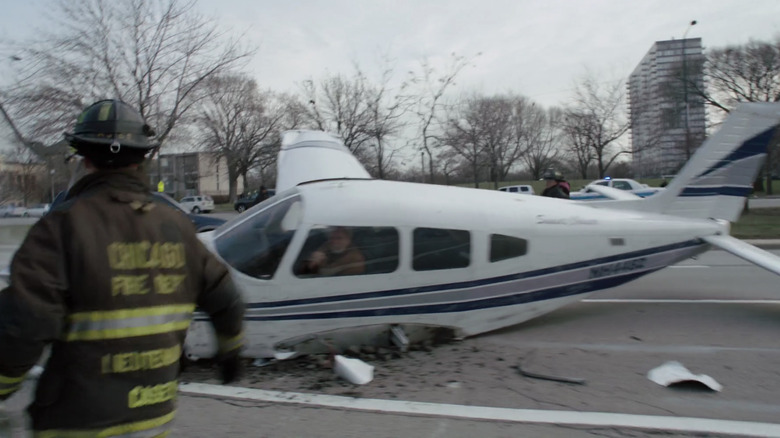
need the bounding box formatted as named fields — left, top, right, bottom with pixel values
left=302, top=226, right=365, bottom=276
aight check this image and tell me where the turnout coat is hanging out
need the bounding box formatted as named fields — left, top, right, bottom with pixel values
left=0, top=170, right=244, bottom=437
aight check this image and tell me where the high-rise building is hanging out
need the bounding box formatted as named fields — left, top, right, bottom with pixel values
left=628, top=38, right=706, bottom=177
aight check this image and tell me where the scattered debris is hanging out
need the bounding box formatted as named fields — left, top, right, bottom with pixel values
left=515, top=363, right=586, bottom=385
left=390, top=325, right=409, bottom=352
left=647, top=361, right=722, bottom=391
left=333, top=355, right=374, bottom=385
left=251, top=358, right=275, bottom=368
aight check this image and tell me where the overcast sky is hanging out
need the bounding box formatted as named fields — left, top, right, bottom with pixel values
left=3, top=0, right=780, bottom=108
left=199, top=0, right=780, bottom=108
left=1, top=0, right=779, bottom=152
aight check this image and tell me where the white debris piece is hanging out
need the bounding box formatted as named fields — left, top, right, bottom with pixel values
left=333, top=355, right=374, bottom=385
left=647, top=361, right=722, bottom=392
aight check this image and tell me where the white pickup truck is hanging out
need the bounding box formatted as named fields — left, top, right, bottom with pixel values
left=570, top=178, right=663, bottom=201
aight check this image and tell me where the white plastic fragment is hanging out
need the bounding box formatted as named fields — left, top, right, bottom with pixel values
left=333, top=355, right=374, bottom=385
left=273, top=351, right=298, bottom=361
left=647, top=361, right=722, bottom=392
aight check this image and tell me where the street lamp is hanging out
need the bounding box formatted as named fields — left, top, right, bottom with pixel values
left=682, top=20, right=697, bottom=160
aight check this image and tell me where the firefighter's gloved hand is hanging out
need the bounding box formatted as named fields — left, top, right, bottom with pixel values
left=218, top=354, right=242, bottom=384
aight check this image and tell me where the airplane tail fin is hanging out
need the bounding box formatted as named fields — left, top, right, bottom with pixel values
left=276, top=130, right=371, bottom=193
left=625, top=103, right=780, bottom=221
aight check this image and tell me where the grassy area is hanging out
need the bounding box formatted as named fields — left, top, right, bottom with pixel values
left=731, top=207, right=780, bottom=239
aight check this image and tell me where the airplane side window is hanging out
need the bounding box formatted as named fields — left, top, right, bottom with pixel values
left=294, top=226, right=399, bottom=277
left=215, top=196, right=301, bottom=280
left=413, top=228, right=470, bottom=271
left=490, top=234, right=528, bottom=262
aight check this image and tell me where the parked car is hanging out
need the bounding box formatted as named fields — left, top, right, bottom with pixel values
left=25, top=203, right=51, bottom=217
left=49, top=191, right=225, bottom=232
left=179, top=195, right=214, bottom=214
left=234, top=189, right=275, bottom=213
left=570, top=178, right=663, bottom=201
left=154, top=193, right=224, bottom=232
left=498, top=185, right=535, bottom=195
left=0, top=203, right=27, bottom=217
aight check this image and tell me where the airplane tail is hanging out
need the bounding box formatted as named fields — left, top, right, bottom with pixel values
left=275, top=130, right=371, bottom=193
left=618, top=103, right=780, bottom=222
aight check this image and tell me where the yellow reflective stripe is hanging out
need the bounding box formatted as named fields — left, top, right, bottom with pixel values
left=0, top=373, right=25, bottom=384
left=33, top=411, right=175, bottom=438
left=66, top=305, right=195, bottom=342
left=0, top=372, right=24, bottom=395
left=0, top=384, right=21, bottom=395
left=69, top=305, right=195, bottom=323
left=67, top=320, right=192, bottom=342
left=217, top=331, right=244, bottom=353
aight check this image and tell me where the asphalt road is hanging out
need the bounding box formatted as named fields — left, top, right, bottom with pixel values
left=2, top=241, right=780, bottom=437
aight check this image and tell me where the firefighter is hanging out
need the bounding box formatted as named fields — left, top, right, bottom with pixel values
left=541, top=169, right=571, bottom=199
left=0, top=100, right=245, bottom=436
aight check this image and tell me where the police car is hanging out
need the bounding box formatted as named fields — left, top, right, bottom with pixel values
left=570, top=178, right=663, bottom=201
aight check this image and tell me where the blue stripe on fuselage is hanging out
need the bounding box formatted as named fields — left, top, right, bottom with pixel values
left=237, top=240, right=702, bottom=312
left=242, top=268, right=660, bottom=321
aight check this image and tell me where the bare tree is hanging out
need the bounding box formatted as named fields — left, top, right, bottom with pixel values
left=301, top=69, right=373, bottom=158
left=444, top=93, right=527, bottom=188
left=520, top=104, right=562, bottom=180
left=1, top=143, right=45, bottom=206
left=564, top=74, right=631, bottom=178
left=196, top=75, right=284, bottom=202
left=409, top=53, right=478, bottom=183
left=560, top=110, right=595, bottom=179
left=2, top=0, right=251, bottom=153
left=686, top=37, right=780, bottom=193
left=364, top=72, right=414, bottom=178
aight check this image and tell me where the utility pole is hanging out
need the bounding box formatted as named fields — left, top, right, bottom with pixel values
left=681, top=20, right=697, bottom=161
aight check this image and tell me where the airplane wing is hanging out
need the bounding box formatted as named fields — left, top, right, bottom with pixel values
left=582, top=185, right=642, bottom=201
left=702, top=234, right=780, bottom=276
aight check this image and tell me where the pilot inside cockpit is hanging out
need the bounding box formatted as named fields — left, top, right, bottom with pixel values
left=298, top=226, right=365, bottom=276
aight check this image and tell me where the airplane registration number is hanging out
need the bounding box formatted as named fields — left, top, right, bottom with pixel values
left=589, top=258, right=647, bottom=279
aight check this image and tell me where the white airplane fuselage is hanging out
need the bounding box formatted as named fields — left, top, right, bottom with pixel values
left=190, top=179, right=722, bottom=358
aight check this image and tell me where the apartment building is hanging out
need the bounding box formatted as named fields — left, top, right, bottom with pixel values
left=628, top=38, right=706, bottom=177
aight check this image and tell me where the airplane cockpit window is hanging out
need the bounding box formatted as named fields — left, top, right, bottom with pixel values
left=294, top=226, right=399, bottom=277
left=490, top=234, right=528, bottom=262
left=215, top=196, right=302, bottom=280
left=413, top=228, right=470, bottom=271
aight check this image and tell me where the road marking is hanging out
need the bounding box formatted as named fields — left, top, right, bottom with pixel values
left=581, top=299, right=780, bottom=304
left=179, top=382, right=780, bottom=437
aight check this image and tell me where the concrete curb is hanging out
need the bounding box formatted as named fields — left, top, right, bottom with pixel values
left=744, top=240, right=780, bottom=250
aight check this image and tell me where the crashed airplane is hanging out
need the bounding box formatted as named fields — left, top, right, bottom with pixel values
left=3, top=104, right=779, bottom=362
left=182, top=102, right=780, bottom=360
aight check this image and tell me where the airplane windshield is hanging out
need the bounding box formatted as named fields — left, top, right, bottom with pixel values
left=215, top=195, right=302, bottom=279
